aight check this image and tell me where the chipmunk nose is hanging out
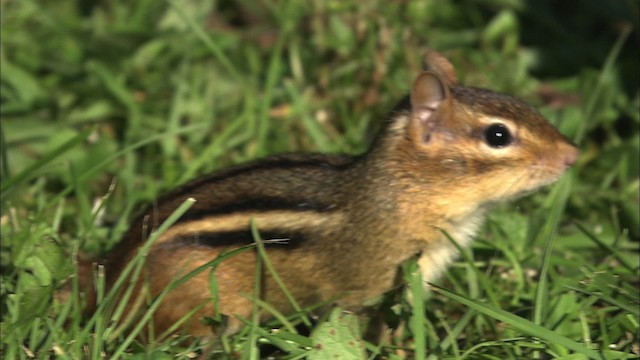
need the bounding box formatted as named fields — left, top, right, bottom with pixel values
left=562, top=144, right=579, bottom=167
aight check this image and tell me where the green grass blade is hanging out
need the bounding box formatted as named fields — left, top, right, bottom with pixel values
left=443, top=231, right=499, bottom=307
left=1, top=127, right=92, bottom=196
left=564, top=286, right=640, bottom=317
left=166, top=0, right=243, bottom=86
left=575, top=223, right=636, bottom=272
left=406, top=260, right=426, bottom=360
left=431, top=285, right=603, bottom=360
left=533, top=174, right=573, bottom=327
left=576, top=24, right=632, bottom=143
left=49, top=123, right=207, bottom=204
left=0, top=120, right=10, bottom=180
left=81, top=198, right=197, bottom=345
left=248, top=231, right=263, bottom=360
left=250, top=219, right=312, bottom=327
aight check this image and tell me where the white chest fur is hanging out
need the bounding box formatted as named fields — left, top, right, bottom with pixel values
left=417, top=210, right=485, bottom=287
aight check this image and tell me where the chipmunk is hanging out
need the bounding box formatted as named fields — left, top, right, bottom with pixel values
left=80, top=51, right=579, bottom=339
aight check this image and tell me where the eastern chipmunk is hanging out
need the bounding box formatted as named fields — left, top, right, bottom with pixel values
left=80, top=51, right=579, bottom=338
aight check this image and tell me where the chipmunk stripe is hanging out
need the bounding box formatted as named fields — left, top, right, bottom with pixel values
left=176, top=197, right=336, bottom=223
left=166, top=157, right=354, bottom=199
left=173, top=229, right=306, bottom=248
left=153, top=210, right=343, bottom=247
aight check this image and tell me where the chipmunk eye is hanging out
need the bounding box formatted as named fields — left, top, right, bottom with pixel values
left=484, top=123, right=512, bottom=148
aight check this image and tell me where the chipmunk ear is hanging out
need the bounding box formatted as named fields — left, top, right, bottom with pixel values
left=422, top=49, right=457, bottom=85
left=409, top=71, right=451, bottom=144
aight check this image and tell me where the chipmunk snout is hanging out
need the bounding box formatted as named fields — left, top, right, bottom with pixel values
left=562, top=145, right=579, bottom=167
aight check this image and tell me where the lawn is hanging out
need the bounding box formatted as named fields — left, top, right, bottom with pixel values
left=1, top=0, right=638, bottom=359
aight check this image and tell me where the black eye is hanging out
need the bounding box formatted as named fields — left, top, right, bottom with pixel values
left=484, top=123, right=512, bottom=148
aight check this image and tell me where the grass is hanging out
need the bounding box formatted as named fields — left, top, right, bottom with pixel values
left=1, top=0, right=639, bottom=359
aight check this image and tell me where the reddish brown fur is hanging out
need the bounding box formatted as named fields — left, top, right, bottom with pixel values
left=78, top=51, right=579, bottom=339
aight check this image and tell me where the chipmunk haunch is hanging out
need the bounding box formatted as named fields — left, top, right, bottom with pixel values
left=80, top=51, right=579, bottom=338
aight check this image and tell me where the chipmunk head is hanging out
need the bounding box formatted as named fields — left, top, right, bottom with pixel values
left=383, top=52, right=579, bottom=210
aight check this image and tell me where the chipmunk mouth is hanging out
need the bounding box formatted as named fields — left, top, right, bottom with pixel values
left=524, top=161, right=571, bottom=191
left=529, top=143, right=578, bottom=182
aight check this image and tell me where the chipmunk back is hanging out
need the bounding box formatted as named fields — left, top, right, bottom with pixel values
left=82, top=51, right=579, bottom=338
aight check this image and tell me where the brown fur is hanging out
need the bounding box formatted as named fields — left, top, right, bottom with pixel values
left=77, top=51, right=579, bottom=339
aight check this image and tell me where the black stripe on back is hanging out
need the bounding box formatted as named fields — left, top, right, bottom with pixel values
left=171, top=229, right=308, bottom=249
left=165, top=155, right=355, bottom=200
